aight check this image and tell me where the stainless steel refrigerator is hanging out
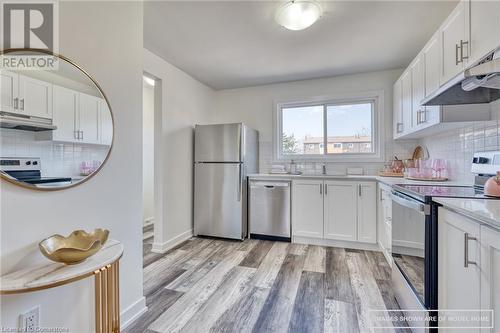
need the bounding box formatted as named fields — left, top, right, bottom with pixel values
left=194, top=123, right=259, bottom=240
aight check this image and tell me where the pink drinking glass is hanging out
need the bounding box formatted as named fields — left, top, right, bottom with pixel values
left=432, top=159, right=447, bottom=179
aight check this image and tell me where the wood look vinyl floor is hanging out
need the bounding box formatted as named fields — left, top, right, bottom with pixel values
left=125, top=231, right=409, bottom=333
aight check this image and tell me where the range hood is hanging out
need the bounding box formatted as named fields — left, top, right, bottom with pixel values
left=423, top=48, right=500, bottom=106
left=0, top=112, right=57, bottom=131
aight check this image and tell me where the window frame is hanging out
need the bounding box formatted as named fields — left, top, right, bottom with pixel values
left=274, top=91, right=385, bottom=163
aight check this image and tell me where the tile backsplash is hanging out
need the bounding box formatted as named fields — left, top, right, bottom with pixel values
left=419, top=100, right=500, bottom=184
left=0, top=129, right=109, bottom=177
left=257, top=139, right=418, bottom=176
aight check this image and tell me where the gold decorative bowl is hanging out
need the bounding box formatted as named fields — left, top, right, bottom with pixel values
left=39, top=229, right=109, bottom=265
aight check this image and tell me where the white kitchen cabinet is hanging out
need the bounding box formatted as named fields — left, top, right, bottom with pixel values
left=438, top=207, right=481, bottom=332
left=324, top=181, right=357, bottom=242
left=480, top=225, right=500, bottom=332
left=52, top=85, right=79, bottom=143
left=440, top=1, right=470, bottom=85
left=292, top=179, right=324, bottom=238
left=79, top=93, right=101, bottom=144
left=357, top=182, right=377, bottom=244
left=469, top=0, right=500, bottom=66
left=393, top=79, right=403, bottom=138
left=19, top=74, right=53, bottom=119
left=377, top=183, right=392, bottom=263
left=99, top=100, right=113, bottom=145
left=410, top=54, right=425, bottom=129
left=401, top=70, right=413, bottom=134
left=0, top=71, right=19, bottom=114
left=423, top=31, right=442, bottom=98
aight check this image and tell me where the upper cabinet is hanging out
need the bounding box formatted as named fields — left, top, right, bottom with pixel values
left=1, top=71, right=19, bottom=114
left=393, top=0, right=499, bottom=140
left=469, top=0, right=500, bottom=65
left=440, top=0, right=470, bottom=84
left=1, top=71, right=53, bottom=119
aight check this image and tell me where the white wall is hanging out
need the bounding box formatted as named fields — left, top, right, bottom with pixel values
left=419, top=100, right=500, bottom=183
left=0, top=2, right=145, bottom=331
left=213, top=69, right=417, bottom=174
left=143, top=49, right=215, bottom=253
left=143, top=83, right=155, bottom=224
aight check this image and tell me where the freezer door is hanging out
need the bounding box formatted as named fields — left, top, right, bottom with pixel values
left=195, top=123, right=242, bottom=162
left=194, top=163, right=244, bottom=239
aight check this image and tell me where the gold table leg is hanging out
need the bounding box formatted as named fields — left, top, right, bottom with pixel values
left=95, top=261, right=120, bottom=333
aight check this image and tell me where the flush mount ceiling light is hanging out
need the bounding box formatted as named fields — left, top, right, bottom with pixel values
left=275, top=0, right=322, bottom=31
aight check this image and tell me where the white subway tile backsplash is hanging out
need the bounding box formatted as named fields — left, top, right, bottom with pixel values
left=0, top=129, right=108, bottom=177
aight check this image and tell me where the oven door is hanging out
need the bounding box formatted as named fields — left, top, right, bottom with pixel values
left=391, top=191, right=431, bottom=310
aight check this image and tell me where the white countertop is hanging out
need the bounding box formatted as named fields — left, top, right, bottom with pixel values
left=247, top=173, right=469, bottom=187
left=0, top=239, right=123, bottom=294
left=434, top=198, right=500, bottom=230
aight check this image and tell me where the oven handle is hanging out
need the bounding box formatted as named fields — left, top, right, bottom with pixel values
left=391, top=191, right=430, bottom=215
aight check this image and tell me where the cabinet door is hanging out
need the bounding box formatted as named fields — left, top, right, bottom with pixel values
left=438, top=208, right=481, bottom=332
left=480, top=225, right=500, bottom=333
left=410, top=54, right=425, bottom=129
left=378, top=184, right=392, bottom=262
left=470, top=0, right=500, bottom=66
left=423, top=31, right=441, bottom=98
left=99, top=99, right=113, bottom=145
left=324, top=181, right=357, bottom=241
left=357, top=182, right=377, bottom=244
left=440, top=1, right=469, bottom=85
left=401, top=70, right=413, bottom=133
left=393, top=79, right=403, bottom=138
left=292, top=180, right=324, bottom=238
left=52, top=86, right=78, bottom=142
left=0, top=71, right=19, bottom=114
left=19, top=74, right=53, bottom=119
left=79, top=93, right=101, bottom=144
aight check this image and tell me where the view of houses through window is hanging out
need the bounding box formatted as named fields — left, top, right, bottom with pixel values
left=281, top=101, right=373, bottom=157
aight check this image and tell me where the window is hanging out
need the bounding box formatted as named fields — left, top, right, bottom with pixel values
left=276, top=93, right=382, bottom=161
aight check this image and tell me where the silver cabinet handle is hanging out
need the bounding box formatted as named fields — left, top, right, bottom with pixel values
left=464, top=232, right=477, bottom=267
left=456, top=43, right=461, bottom=65
left=20, top=98, right=24, bottom=110
left=74, top=130, right=79, bottom=139
left=325, top=183, right=328, bottom=196
left=421, top=108, right=427, bottom=123
left=460, top=40, right=469, bottom=62
left=13, top=98, right=18, bottom=109
left=358, top=184, right=362, bottom=197
left=396, top=122, right=404, bottom=133
left=319, top=183, right=322, bottom=195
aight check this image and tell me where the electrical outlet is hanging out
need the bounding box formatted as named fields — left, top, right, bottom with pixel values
left=19, top=306, right=40, bottom=332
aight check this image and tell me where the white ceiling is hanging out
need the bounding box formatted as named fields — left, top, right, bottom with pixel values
left=144, top=1, right=457, bottom=90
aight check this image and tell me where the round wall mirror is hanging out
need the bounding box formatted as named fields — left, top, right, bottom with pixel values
left=0, top=49, right=114, bottom=190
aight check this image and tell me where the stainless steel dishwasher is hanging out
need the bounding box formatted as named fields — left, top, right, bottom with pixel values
left=249, top=180, right=291, bottom=241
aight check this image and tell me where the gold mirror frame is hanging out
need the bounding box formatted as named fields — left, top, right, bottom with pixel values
left=0, top=48, right=114, bottom=191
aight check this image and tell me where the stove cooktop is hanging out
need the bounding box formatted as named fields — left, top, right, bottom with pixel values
left=393, top=184, right=499, bottom=201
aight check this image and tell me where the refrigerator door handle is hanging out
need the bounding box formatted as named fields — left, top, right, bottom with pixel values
left=237, top=164, right=242, bottom=201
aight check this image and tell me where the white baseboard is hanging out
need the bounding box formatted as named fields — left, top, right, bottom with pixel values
left=151, top=229, right=193, bottom=254
left=143, top=217, right=154, bottom=226
left=292, top=236, right=380, bottom=251
left=120, top=296, right=147, bottom=330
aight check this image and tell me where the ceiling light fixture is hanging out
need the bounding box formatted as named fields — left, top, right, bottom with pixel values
left=275, top=0, right=322, bottom=31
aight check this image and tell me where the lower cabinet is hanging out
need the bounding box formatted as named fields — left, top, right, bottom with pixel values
left=324, top=181, right=357, bottom=241
left=480, top=225, right=500, bottom=333
left=439, top=207, right=500, bottom=332
left=292, top=179, right=377, bottom=245
left=438, top=208, right=481, bottom=332
left=292, top=179, right=324, bottom=238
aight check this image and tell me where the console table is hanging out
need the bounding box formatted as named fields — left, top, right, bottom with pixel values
left=0, top=239, right=124, bottom=333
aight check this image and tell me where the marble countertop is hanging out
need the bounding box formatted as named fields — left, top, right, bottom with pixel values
left=0, top=239, right=123, bottom=294
left=434, top=198, right=500, bottom=230
left=247, top=173, right=469, bottom=187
